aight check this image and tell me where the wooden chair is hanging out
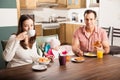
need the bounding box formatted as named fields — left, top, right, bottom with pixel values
left=110, top=27, right=120, bottom=55
left=102, top=27, right=111, bottom=38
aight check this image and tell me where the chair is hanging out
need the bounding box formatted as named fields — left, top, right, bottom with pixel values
left=1, top=40, right=8, bottom=51
left=36, top=34, right=59, bottom=56
left=111, top=27, right=120, bottom=46
left=1, top=40, right=8, bottom=66
left=102, top=27, right=111, bottom=38
left=110, top=27, right=120, bottom=55
left=36, top=34, right=59, bottom=47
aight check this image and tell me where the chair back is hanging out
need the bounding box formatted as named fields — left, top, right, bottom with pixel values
left=1, top=40, right=8, bottom=51
left=36, top=34, right=59, bottom=56
left=1, top=40, right=8, bottom=66
left=102, top=27, right=111, bottom=38
left=111, top=27, right=120, bottom=46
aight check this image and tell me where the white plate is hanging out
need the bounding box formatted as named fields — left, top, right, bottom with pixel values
left=71, top=57, right=85, bottom=63
left=32, top=65, right=47, bottom=71
left=84, top=52, right=97, bottom=57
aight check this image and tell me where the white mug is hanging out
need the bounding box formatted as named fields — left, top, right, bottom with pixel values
left=27, top=30, right=35, bottom=37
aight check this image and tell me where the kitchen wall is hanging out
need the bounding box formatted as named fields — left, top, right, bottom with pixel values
left=99, top=0, right=120, bottom=27
left=99, top=0, right=120, bottom=46
left=0, top=0, right=17, bottom=27
left=0, top=0, right=17, bottom=69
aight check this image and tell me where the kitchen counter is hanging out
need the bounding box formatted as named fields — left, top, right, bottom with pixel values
left=59, top=21, right=85, bottom=25
left=35, top=22, right=59, bottom=29
left=35, top=21, right=85, bottom=26
left=35, top=23, right=42, bottom=25
left=35, top=21, right=85, bottom=31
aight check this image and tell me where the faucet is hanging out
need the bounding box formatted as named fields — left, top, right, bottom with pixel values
left=49, top=16, right=53, bottom=23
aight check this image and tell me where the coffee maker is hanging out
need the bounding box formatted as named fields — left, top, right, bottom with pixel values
left=72, top=12, right=78, bottom=22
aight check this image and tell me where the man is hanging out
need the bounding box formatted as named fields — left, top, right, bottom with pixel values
left=72, top=9, right=110, bottom=56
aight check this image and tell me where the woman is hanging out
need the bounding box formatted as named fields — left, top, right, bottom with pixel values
left=3, top=14, right=40, bottom=68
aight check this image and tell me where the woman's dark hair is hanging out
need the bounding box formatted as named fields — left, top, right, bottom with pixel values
left=84, top=9, right=97, bottom=19
left=17, top=14, right=36, bottom=49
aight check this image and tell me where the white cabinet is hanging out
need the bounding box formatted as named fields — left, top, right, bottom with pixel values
left=86, top=0, right=99, bottom=8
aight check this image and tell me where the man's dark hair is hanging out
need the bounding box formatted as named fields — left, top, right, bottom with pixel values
left=84, top=9, right=97, bottom=18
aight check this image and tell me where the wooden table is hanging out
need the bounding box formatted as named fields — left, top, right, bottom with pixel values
left=0, top=55, right=120, bottom=80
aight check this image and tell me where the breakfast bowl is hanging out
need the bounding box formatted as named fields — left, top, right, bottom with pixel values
left=38, top=57, right=51, bottom=65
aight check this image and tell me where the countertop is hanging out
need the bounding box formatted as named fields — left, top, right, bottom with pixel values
left=35, top=22, right=60, bottom=29
left=59, top=21, right=85, bottom=25
left=35, top=21, right=85, bottom=25
left=35, top=21, right=85, bottom=29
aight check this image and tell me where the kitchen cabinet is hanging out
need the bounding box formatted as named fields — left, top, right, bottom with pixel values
left=43, top=28, right=59, bottom=36
left=20, top=0, right=37, bottom=9
left=35, top=25, right=43, bottom=36
left=65, top=23, right=80, bottom=44
left=38, top=0, right=56, bottom=3
left=57, top=0, right=67, bottom=5
left=58, top=23, right=66, bottom=44
left=59, top=23, right=83, bottom=44
left=67, top=0, right=86, bottom=8
left=57, top=0, right=86, bottom=8
left=35, top=24, right=59, bottom=36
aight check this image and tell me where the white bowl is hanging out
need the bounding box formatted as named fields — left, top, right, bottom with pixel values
left=37, top=57, right=50, bottom=65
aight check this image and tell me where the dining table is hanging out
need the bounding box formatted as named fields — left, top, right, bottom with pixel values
left=0, top=55, right=120, bottom=80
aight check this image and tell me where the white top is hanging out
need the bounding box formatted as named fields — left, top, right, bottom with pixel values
left=3, top=35, right=40, bottom=68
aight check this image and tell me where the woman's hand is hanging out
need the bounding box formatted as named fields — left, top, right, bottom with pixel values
left=16, top=31, right=27, bottom=41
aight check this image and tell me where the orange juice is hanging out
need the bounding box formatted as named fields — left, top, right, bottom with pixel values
left=97, top=50, right=103, bottom=58
left=66, top=55, right=71, bottom=62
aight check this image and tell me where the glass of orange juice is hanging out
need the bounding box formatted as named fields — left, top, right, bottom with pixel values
left=66, top=55, right=71, bottom=62
left=97, top=49, right=103, bottom=59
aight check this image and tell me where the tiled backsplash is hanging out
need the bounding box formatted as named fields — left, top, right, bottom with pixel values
left=21, top=7, right=99, bottom=24
left=21, top=8, right=68, bottom=22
